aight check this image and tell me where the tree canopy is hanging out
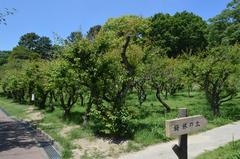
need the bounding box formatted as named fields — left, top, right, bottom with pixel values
left=1, top=1, right=240, bottom=138
left=18, top=32, right=53, bottom=59
left=208, top=0, right=240, bottom=46
left=149, top=11, right=208, bottom=57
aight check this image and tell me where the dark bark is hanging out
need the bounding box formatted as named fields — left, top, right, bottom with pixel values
left=115, top=80, right=133, bottom=110
left=49, top=91, right=55, bottom=112
left=83, top=95, right=93, bottom=125
left=121, top=35, right=133, bottom=76
left=63, top=108, right=71, bottom=118
left=113, top=35, right=134, bottom=111
left=220, top=93, right=234, bottom=104
left=204, top=76, right=221, bottom=116
left=39, top=93, right=48, bottom=109
left=156, top=87, right=171, bottom=112
left=164, top=88, right=168, bottom=99
left=137, top=84, right=147, bottom=106
left=59, top=87, right=78, bottom=118
left=79, top=94, right=84, bottom=106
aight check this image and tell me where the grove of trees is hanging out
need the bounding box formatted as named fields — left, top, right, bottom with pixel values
left=0, top=0, right=240, bottom=137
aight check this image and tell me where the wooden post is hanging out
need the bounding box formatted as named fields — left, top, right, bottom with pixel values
left=172, top=108, right=188, bottom=159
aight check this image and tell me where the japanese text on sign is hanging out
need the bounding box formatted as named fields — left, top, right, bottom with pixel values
left=165, top=115, right=207, bottom=137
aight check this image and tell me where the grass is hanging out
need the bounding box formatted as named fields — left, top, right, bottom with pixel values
left=0, top=90, right=240, bottom=159
left=81, top=150, right=106, bottom=159
left=0, top=96, right=27, bottom=119
left=127, top=90, right=240, bottom=146
left=196, top=140, right=240, bottom=159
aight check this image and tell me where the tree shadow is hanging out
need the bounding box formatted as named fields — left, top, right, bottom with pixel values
left=0, top=121, right=37, bottom=152
left=0, top=92, right=5, bottom=97
left=63, top=111, right=85, bottom=125
left=221, top=103, right=240, bottom=120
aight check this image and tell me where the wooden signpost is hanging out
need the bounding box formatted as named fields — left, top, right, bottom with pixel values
left=165, top=108, right=207, bottom=159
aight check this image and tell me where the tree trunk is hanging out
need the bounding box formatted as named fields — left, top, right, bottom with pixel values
left=79, top=94, right=84, bottom=106
left=83, top=92, right=94, bottom=125
left=39, top=94, right=47, bottom=109
left=212, top=102, right=220, bottom=116
left=49, top=92, right=55, bottom=112
left=156, top=87, right=171, bottom=112
left=137, top=87, right=146, bottom=106
left=164, top=89, right=168, bottom=99
left=205, top=79, right=221, bottom=116
left=188, top=85, right=193, bottom=97
left=63, top=108, right=70, bottom=118
left=211, top=91, right=220, bottom=116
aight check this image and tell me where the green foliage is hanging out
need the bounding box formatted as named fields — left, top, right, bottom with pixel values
left=1, top=89, right=240, bottom=157
left=9, top=46, right=40, bottom=61
left=194, top=45, right=240, bottom=115
left=91, top=103, right=134, bottom=137
left=66, top=31, right=83, bottom=43
left=142, top=57, right=182, bottom=111
left=36, top=36, right=53, bottom=59
left=1, top=60, right=51, bottom=107
left=208, top=0, right=240, bottom=46
left=18, top=32, right=41, bottom=50
left=62, top=16, right=151, bottom=137
left=32, top=61, right=52, bottom=109
left=88, top=16, right=150, bottom=137
left=18, top=32, right=53, bottom=59
left=1, top=5, right=240, bottom=141
left=0, top=51, right=10, bottom=66
left=1, top=5, right=240, bottom=159
left=1, top=69, right=26, bottom=103
left=178, top=55, right=198, bottom=97
left=48, top=59, right=83, bottom=117
left=87, top=25, right=101, bottom=42
left=96, top=15, right=150, bottom=50
left=149, top=11, right=208, bottom=57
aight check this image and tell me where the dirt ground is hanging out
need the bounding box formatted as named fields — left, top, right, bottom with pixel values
left=25, top=106, right=44, bottom=121
left=60, top=125, right=80, bottom=137
left=72, top=138, right=128, bottom=159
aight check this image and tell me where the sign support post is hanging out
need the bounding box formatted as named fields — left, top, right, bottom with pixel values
left=172, top=108, right=188, bottom=159
left=165, top=108, right=207, bottom=159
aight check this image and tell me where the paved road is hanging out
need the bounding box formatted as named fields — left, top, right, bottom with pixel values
left=119, top=121, right=240, bottom=159
left=0, top=109, right=48, bottom=159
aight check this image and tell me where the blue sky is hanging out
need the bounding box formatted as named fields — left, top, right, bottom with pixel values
left=0, top=0, right=230, bottom=50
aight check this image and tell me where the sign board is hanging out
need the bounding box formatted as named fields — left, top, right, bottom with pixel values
left=31, top=94, right=35, bottom=101
left=166, top=115, right=207, bottom=137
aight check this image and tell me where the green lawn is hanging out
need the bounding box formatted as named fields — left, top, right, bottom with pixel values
left=0, top=90, right=240, bottom=158
left=0, top=96, right=27, bottom=119
left=196, top=140, right=240, bottom=159
left=127, top=90, right=240, bottom=146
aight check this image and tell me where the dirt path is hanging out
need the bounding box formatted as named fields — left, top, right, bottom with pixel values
left=119, top=121, right=240, bottom=159
left=0, top=109, right=49, bottom=159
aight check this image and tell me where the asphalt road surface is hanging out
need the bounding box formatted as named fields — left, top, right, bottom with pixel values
left=0, top=109, right=48, bottom=159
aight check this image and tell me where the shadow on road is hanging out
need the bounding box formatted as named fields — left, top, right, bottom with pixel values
left=0, top=121, right=37, bottom=152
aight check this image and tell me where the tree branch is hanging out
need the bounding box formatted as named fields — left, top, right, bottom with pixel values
left=220, top=94, right=234, bottom=104
left=121, top=35, right=134, bottom=76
